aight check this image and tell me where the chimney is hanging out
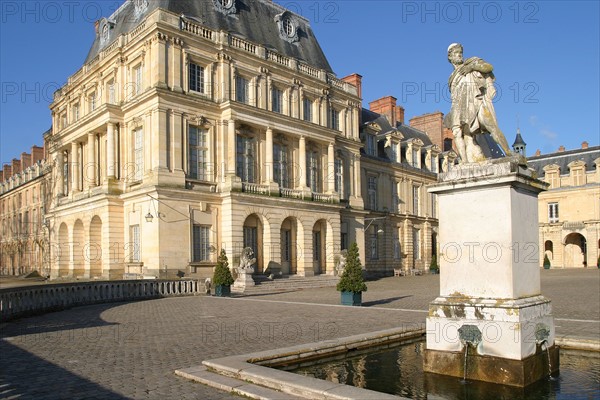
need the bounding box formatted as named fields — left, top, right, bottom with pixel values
left=3, top=165, right=13, bottom=179
left=31, top=146, right=44, bottom=164
left=341, top=73, right=363, bottom=100
left=558, top=145, right=565, bottom=152
left=534, top=149, right=541, bottom=156
left=12, top=159, right=21, bottom=174
left=582, top=141, right=589, bottom=149
left=395, top=106, right=405, bottom=125
left=21, top=152, right=32, bottom=169
left=369, top=96, right=398, bottom=126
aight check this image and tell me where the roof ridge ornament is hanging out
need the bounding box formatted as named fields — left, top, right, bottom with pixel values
left=213, top=0, right=236, bottom=16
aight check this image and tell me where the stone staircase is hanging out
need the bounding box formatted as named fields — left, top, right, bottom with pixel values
left=231, top=274, right=339, bottom=295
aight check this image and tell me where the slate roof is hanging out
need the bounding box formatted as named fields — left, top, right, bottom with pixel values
left=527, top=146, right=600, bottom=176
left=360, top=108, right=433, bottom=145
left=85, top=0, right=332, bottom=72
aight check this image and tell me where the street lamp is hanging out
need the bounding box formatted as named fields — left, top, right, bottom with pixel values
left=365, top=217, right=386, bottom=234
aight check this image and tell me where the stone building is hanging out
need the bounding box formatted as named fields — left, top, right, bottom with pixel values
left=527, top=142, right=600, bottom=268
left=0, top=144, right=50, bottom=275
left=3, top=0, right=447, bottom=279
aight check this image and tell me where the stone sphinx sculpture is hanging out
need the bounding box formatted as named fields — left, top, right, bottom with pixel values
left=234, top=247, right=257, bottom=288
left=444, top=43, right=512, bottom=163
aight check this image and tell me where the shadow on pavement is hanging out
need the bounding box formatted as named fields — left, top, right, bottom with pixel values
left=362, top=295, right=413, bottom=307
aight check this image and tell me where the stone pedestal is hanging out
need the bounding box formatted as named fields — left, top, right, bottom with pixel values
left=233, top=271, right=255, bottom=288
left=424, top=158, right=557, bottom=387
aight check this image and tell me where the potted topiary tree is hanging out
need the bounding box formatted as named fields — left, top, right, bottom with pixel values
left=429, top=255, right=439, bottom=274
left=213, top=249, right=234, bottom=297
left=336, top=242, right=367, bottom=306
left=543, top=254, right=551, bottom=270
left=597, top=256, right=599, bottom=269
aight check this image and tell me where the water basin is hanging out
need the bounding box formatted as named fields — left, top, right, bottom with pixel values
left=286, top=340, right=599, bottom=399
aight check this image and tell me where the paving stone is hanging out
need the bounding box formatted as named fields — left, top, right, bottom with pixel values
left=0, top=269, right=597, bottom=399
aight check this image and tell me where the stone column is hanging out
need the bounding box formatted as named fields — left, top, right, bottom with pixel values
left=170, top=38, right=183, bottom=92
left=154, top=32, right=168, bottom=89
left=265, top=128, right=273, bottom=183
left=107, top=122, right=116, bottom=179
left=327, top=142, right=335, bottom=193
left=71, top=142, right=79, bottom=192
left=227, top=120, right=236, bottom=176
left=56, top=151, right=64, bottom=197
left=298, top=136, right=307, bottom=189
left=87, top=132, right=96, bottom=187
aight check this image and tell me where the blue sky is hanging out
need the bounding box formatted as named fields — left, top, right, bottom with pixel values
left=1, top=0, right=598, bottom=167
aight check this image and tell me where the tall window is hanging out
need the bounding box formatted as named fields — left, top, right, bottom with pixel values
left=23, top=211, right=29, bottom=235
left=133, top=64, right=143, bottom=95
left=134, top=128, right=144, bottom=182
left=393, top=231, right=401, bottom=260
left=236, top=136, right=255, bottom=182
left=189, top=63, right=204, bottom=93
left=89, top=92, right=96, bottom=112
left=341, top=232, right=348, bottom=251
left=107, top=81, right=116, bottom=104
left=129, top=225, right=140, bottom=262
left=243, top=226, right=258, bottom=257
left=390, top=143, right=398, bottom=162
left=189, top=126, right=208, bottom=181
left=236, top=75, right=249, bottom=104
left=313, top=231, right=321, bottom=261
left=272, top=87, right=283, bottom=113
left=307, top=151, right=320, bottom=192
left=72, top=104, right=80, bottom=122
left=548, top=202, right=559, bottom=223
left=392, top=182, right=400, bottom=212
left=367, top=176, right=377, bottom=210
left=273, top=144, right=289, bottom=188
left=413, top=186, right=420, bottom=215
left=282, top=230, right=291, bottom=262
left=369, top=226, right=379, bottom=259
left=431, top=154, right=438, bottom=172
left=192, top=225, right=211, bottom=262
left=63, top=154, right=69, bottom=195
left=412, top=148, right=419, bottom=167
left=547, top=172, right=559, bottom=188
left=330, top=108, right=339, bottom=131
left=303, top=98, right=312, bottom=122
left=334, top=158, right=343, bottom=197
left=366, top=134, right=376, bottom=156
left=413, top=228, right=421, bottom=261
left=572, top=168, right=584, bottom=186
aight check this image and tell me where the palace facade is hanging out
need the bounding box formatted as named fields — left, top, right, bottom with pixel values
left=527, top=143, right=600, bottom=268
left=0, top=0, right=452, bottom=279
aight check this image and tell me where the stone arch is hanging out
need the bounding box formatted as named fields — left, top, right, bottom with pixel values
left=72, top=219, right=85, bottom=277
left=544, top=240, right=554, bottom=261
left=312, top=219, right=334, bottom=275
left=89, top=216, right=103, bottom=278
left=242, top=213, right=268, bottom=273
left=58, top=223, right=70, bottom=277
left=563, top=233, right=587, bottom=268
left=280, top=217, right=299, bottom=275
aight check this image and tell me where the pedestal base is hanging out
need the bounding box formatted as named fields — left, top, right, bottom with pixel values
left=423, top=345, right=559, bottom=387
left=233, top=272, right=255, bottom=288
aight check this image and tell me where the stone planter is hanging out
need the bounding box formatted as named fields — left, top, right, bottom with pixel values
left=215, top=285, right=231, bottom=297
left=341, top=291, right=362, bottom=306
left=543, top=265, right=550, bottom=270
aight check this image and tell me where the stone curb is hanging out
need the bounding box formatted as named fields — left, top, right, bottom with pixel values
left=555, top=337, right=600, bottom=352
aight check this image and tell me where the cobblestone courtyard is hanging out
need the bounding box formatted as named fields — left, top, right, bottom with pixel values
left=1, top=269, right=598, bottom=399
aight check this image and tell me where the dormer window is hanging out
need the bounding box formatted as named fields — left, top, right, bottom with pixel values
left=213, top=0, right=236, bottom=16
left=101, top=24, right=109, bottom=44
left=134, top=0, right=149, bottom=18
left=275, top=12, right=299, bottom=43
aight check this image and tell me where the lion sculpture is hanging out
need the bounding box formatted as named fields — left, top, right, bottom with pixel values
left=238, top=247, right=257, bottom=274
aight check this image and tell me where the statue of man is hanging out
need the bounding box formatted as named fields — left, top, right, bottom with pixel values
left=443, top=43, right=512, bottom=163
